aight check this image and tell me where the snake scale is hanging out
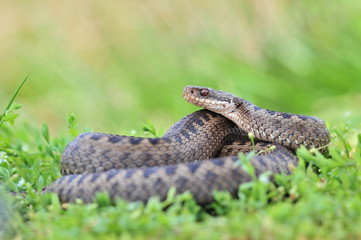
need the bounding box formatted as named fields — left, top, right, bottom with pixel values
left=45, top=86, right=330, bottom=204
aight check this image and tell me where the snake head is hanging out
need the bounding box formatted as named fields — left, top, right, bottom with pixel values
left=183, top=86, right=242, bottom=114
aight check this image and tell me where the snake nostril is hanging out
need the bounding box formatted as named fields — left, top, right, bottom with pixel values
left=190, top=89, right=194, bottom=94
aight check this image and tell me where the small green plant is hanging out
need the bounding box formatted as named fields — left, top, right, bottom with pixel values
left=67, top=113, right=80, bottom=137
left=142, top=120, right=164, bottom=137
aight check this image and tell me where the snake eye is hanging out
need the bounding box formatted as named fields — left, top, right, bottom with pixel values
left=200, top=89, right=209, bottom=96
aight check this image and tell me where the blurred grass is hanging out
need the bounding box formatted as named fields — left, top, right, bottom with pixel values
left=1, top=0, right=360, bottom=135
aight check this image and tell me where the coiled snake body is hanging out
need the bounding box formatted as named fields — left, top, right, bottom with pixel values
left=45, top=86, right=330, bottom=204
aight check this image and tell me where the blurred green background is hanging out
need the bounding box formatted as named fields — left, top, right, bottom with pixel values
left=1, top=0, right=360, bottom=136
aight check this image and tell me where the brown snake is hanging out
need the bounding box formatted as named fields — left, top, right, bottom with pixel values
left=45, top=86, right=330, bottom=204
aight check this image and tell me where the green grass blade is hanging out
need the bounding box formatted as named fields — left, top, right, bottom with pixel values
left=1, top=74, right=29, bottom=118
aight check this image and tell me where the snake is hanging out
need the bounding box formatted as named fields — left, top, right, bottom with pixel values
left=45, top=86, right=330, bottom=204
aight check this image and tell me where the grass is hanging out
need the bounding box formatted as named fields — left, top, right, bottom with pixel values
left=0, top=79, right=361, bottom=240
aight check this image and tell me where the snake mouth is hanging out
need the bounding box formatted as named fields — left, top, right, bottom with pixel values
left=183, top=86, right=235, bottom=113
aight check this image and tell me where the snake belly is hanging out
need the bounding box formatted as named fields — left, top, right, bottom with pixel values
left=45, top=86, right=329, bottom=204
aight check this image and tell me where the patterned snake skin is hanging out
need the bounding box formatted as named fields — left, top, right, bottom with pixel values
left=45, top=86, right=330, bottom=204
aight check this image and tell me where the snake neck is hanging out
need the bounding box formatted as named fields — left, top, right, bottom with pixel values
left=226, top=99, right=329, bottom=151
